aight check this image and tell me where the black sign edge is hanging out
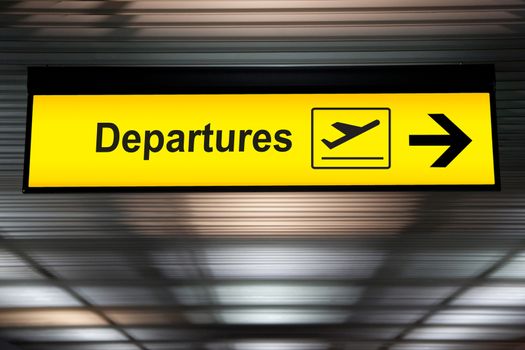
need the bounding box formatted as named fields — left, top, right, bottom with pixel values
left=22, top=94, right=33, bottom=194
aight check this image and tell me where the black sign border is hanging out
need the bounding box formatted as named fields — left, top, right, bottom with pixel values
left=23, top=65, right=500, bottom=192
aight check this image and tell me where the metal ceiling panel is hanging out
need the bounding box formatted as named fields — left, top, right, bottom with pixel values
left=1, top=0, right=525, bottom=349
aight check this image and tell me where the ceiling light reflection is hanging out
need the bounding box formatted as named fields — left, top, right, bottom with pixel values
left=230, top=341, right=328, bottom=350
left=0, top=286, right=80, bottom=307
left=219, top=308, right=348, bottom=324
left=452, top=285, right=525, bottom=306
left=213, top=284, right=362, bottom=305
left=204, top=245, right=385, bottom=279
left=427, top=309, right=525, bottom=325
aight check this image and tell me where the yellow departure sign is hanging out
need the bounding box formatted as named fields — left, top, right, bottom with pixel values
left=25, top=92, right=496, bottom=190
left=23, top=66, right=499, bottom=191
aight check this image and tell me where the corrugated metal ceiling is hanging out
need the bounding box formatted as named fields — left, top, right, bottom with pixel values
left=0, top=1, right=525, bottom=350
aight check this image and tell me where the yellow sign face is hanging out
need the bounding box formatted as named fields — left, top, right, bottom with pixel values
left=26, top=93, right=496, bottom=189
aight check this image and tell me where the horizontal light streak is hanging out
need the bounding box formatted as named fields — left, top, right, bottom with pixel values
left=0, top=310, right=107, bottom=327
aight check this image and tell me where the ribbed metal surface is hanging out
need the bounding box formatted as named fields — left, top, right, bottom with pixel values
left=0, top=1, right=524, bottom=350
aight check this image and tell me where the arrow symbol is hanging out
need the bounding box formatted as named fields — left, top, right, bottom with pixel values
left=409, top=113, right=472, bottom=168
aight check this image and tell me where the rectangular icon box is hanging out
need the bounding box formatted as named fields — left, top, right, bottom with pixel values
left=311, top=108, right=391, bottom=169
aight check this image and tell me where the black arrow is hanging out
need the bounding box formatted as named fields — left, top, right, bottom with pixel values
left=409, top=113, right=472, bottom=168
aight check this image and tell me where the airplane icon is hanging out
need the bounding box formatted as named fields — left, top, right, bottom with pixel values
left=322, top=119, right=380, bottom=149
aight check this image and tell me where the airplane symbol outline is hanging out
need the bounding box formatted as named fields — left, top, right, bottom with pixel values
left=322, top=119, right=380, bottom=149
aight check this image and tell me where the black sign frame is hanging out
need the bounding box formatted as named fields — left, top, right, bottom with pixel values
left=23, top=65, right=500, bottom=192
